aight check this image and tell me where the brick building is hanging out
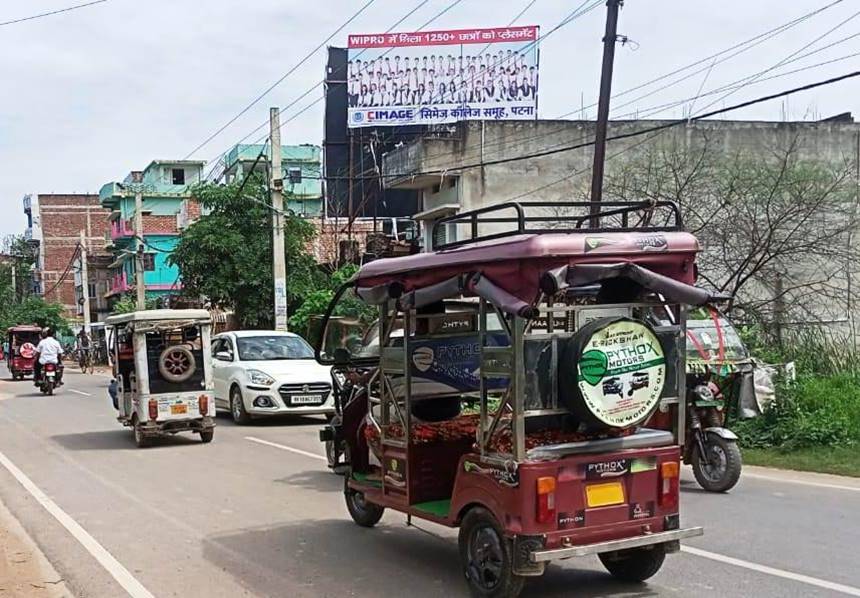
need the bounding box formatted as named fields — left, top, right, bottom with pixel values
left=23, top=194, right=112, bottom=318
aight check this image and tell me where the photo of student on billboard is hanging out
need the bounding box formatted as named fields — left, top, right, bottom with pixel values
left=347, top=26, right=539, bottom=127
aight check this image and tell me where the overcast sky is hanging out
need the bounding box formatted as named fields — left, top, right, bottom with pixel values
left=1, top=0, right=858, bottom=238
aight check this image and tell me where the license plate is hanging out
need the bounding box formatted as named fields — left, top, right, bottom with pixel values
left=586, top=481, right=625, bottom=507
left=290, top=394, right=323, bottom=405
left=170, top=404, right=188, bottom=415
left=46, top=372, right=55, bottom=378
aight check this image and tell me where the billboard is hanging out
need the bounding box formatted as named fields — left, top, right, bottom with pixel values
left=347, top=26, right=539, bottom=128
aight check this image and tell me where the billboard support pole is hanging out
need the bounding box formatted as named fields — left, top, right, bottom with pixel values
left=590, top=0, right=623, bottom=225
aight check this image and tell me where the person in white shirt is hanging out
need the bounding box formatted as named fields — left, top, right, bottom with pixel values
left=33, top=328, right=64, bottom=386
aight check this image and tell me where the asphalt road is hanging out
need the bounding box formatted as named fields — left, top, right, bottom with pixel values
left=1, top=365, right=859, bottom=598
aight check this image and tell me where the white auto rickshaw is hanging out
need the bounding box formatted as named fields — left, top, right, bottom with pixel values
left=105, top=309, right=216, bottom=448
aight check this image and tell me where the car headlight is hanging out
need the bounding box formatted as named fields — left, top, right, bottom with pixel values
left=247, top=369, right=275, bottom=386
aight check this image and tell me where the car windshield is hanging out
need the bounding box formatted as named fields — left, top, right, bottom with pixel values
left=237, top=336, right=314, bottom=361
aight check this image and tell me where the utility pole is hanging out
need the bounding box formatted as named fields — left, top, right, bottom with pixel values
left=132, top=170, right=146, bottom=311
left=270, top=107, right=288, bottom=331
left=10, top=265, right=16, bottom=302
left=79, top=230, right=91, bottom=333
left=590, top=0, right=623, bottom=224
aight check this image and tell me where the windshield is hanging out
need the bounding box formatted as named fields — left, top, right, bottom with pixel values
left=237, top=336, right=314, bottom=361
left=686, top=309, right=748, bottom=362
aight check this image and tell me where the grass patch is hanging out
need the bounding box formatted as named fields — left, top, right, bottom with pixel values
left=743, top=446, right=860, bottom=478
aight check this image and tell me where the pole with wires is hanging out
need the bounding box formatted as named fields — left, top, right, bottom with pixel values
left=132, top=171, right=146, bottom=311
left=590, top=0, right=623, bottom=224
left=270, top=108, right=288, bottom=332
left=79, top=230, right=91, bottom=333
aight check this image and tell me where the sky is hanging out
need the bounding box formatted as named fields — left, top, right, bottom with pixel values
left=1, top=0, right=858, bottom=238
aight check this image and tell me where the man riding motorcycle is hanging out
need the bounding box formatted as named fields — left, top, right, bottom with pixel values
left=34, top=328, right=64, bottom=387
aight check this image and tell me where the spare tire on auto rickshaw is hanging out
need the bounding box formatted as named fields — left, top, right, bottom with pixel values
left=559, top=317, right=666, bottom=431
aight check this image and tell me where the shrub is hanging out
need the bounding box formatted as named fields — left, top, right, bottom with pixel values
left=735, top=373, right=860, bottom=450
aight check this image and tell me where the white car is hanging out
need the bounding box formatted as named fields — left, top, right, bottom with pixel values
left=211, top=331, right=334, bottom=424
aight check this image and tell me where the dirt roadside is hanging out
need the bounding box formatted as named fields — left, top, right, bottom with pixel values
left=0, top=497, right=73, bottom=598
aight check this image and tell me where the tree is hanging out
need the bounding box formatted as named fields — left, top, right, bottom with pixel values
left=0, top=297, right=69, bottom=335
left=1, top=234, right=37, bottom=301
left=601, top=132, right=860, bottom=342
left=169, top=177, right=323, bottom=329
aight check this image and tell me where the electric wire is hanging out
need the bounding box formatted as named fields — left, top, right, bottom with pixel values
left=202, top=0, right=441, bottom=179
left=183, top=0, right=378, bottom=160
left=0, top=0, right=109, bottom=27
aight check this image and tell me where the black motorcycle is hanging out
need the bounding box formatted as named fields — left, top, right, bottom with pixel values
left=685, top=375, right=742, bottom=492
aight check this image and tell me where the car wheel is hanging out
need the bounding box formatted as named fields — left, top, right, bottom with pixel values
left=230, top=386, right=251, bottom=425
left=200, top=429, right=214, bottom=443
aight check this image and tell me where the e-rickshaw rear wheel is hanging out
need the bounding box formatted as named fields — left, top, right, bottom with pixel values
left=199, top=429, right=214, bottom=443
left=344, top=474, right=384, bottom=527
left=598, top=544, right=666, bottom=582
left=458, top=508, right=525, bottom=598
left=132, top=416, right=150, bottom=449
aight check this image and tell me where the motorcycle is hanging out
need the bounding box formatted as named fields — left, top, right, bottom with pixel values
left=38, top=362, right=63, bottom=395
left=685, top=373, right=742, bottom=492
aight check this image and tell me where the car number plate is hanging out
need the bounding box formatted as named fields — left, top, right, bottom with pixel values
left=170, top=404, right=188, bottom=415
left=586, top=482, right=625, bottom=507
left=291, top=394, right=323, bottom=404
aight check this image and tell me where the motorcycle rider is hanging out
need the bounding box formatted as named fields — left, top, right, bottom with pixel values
left=33, top=328, right=64, bottom=387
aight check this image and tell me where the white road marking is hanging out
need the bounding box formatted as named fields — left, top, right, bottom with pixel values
left=743, top=471, right=860, bottom=493
left=683, top=546, right=860, bottom=596
left=245, top=436, right=326, bottom=461
left=67, top=389, right=91, bottom=396
left=0, top=449, right=155, bottom=598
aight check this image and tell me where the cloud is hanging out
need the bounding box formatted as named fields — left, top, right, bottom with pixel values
left=1, top=0, right=857, bottom=238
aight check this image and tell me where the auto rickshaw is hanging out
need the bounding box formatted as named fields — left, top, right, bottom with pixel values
left=317, top=201, right=708, bottom=597
left=6, top=325, right=42, bottom=380
left=105, top=310, right=215, bottom=448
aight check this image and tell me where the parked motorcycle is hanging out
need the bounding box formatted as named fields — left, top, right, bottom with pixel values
left=685, top=373, right=742, bottom=492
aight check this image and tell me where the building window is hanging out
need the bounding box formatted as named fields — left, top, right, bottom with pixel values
left=172, top=168, right=185, bottom=185
left=88, top=283, right=97, bottom=298
left=143, top=253, right=156, bottom=271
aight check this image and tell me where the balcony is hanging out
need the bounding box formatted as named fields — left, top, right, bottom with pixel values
left=111, top=220, right=135, bottom=240
left=107, top=272, right=130, bottom=297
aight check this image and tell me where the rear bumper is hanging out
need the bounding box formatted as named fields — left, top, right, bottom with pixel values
left=529, top=527, right=703, bottom=562
left=139, top=416, right=215, bottom=436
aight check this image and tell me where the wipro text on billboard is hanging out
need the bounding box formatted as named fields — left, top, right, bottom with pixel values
left=347, top=26, right=540, bottom=128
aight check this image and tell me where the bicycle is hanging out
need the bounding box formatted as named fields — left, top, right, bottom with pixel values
left=78, top=347, right=94, bottom=374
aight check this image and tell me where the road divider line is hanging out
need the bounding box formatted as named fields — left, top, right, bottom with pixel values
left=743, top=471, right=860, bottom=493
left=245, top=436, right=326, bottom=461
left=682, top=545, right=860, bottom=596
left=0, top=449, right=155, bottom=598
left=67, top=389, right=91, bottom=396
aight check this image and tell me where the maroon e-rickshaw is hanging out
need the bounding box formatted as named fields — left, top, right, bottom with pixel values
left=317, top=201, right=706, bottom=597
left=6, top=325, right=42, bottom=380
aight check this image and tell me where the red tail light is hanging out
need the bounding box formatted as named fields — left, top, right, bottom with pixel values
left=45, top=363, right=56, bottom=372
left=148, top=399, right=158, bottom=421
left=198, top=395, right=209, bottom=415
left=536, top=476, right=557, bottom=524
left=660, top=461, right=680, bottom=509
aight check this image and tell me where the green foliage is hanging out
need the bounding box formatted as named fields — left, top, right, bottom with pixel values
left=110, top=294, right=161, bottom=314
left=287, top=264, right=369, bottom=338
left=734, top=373, right=860, bottom=450
left=0, top=297, right=69, bottom=335
left=169, top=178, right=322, bottom=329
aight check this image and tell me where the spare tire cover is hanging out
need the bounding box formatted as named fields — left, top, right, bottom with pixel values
left=559, top=317, right=666, bottom=430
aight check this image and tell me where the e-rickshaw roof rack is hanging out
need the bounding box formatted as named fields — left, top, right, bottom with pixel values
left=430, top=200, right=684, bottom=251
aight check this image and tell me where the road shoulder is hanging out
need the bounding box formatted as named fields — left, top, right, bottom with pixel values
left=743, top=463, right=860, bottom=490
left=0, top=497, right=73, bottom=598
